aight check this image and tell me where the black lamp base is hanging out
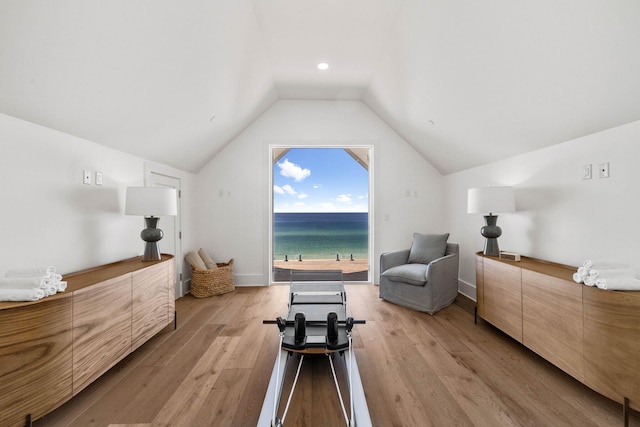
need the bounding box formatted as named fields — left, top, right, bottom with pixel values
left=141, top=216, right=164, bottom=262
left=481, top=214, right=502, bottom=257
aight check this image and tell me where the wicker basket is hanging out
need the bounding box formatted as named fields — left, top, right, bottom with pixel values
left=190, top=259, right=235, bottom=298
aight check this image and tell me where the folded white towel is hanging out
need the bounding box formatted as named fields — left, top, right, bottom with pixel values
left=595, top=278, right=640, bottom=291
left=44, top=284, right=58, bottom=296
left=56, top=281, right=68, bottom=292
left=0, top=288, right=46, bottom=302
left=3, top=266, right=65, bottom=295
left=5, top=266, right=56, bottom=278
left=583, top=259, right=628, bottom=270
left=577, top=266, right=589, bottom=276
left=573, top=272, right=584, bottom=283
left=589, top=268, right=636, bottom=279
left=583, top=275, right=598, bottom=286
left=0, top=277, right=48, bottom=289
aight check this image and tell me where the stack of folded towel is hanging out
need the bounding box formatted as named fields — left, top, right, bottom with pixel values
left=0, top=266, right=67, bottom=302
left=573, top=259, right=640, bottom=291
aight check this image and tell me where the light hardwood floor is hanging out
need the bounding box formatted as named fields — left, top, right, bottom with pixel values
left=33, top=284, right=638, bottom=427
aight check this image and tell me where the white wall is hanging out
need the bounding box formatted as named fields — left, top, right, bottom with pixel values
left=6, top=103, right=636, bottom=298
left=445, top=120, right=640, bottom=299
left=193, top=100, right=445, bottom=285
left=0, top=113, right=194, bottom=279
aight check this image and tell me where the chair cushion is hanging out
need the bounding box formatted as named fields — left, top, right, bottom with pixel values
left=408, top=233, right=449, bottom=265
left=381, top=263, right=428, bottom=286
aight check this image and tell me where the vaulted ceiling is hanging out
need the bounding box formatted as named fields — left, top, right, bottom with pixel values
left=2, top=1, right=640, bottom=174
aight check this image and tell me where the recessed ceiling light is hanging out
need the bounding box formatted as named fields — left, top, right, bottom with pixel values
left=317, top=62, right=329, bottom=71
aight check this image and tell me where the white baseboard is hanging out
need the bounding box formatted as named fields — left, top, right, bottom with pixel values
left=181, top=279, right=191, bottom=298
left=457, top=279, right=477, bottom=301
left=186, top=276, right=475, bottom=296
left=234, top=273, right=268, bottom=286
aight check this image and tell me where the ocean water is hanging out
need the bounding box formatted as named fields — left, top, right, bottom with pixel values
left=273, top=212, right=368, bottom=260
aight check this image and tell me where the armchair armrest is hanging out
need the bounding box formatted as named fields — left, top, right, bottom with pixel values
left=426, top=252, right=459, bottom=293
left=380, top=249, right=410, bottom=273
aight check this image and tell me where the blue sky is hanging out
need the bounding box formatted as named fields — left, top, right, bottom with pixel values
left=273, top=148, right=369, bottom=213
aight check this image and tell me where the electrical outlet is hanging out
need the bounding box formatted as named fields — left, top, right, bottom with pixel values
left=599, top=162, right=610, bottom=178
left=582, top=164, right=592, bottom=180
left=83, top=170, right=91, bottom=185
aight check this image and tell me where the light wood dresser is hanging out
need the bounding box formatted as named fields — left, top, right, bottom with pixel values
left=476, top=253, right=640, bottom=422
left=0, top=255, right=175, bottom=427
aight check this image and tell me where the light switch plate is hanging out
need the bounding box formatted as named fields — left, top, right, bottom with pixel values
left=599, top=162, right=610, bottom=178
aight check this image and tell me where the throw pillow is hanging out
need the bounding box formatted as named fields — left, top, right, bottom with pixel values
left=408, top=233, right=449, bottom=265
left=185, top=251, right=207, bottom=271
left=198, top=248, right=218, bottom=270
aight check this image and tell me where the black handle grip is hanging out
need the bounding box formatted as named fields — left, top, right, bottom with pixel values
left=263, top=319, right=365, bottom=325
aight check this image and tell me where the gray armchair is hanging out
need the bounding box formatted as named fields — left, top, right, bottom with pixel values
left=379, top=234, right=459, bottom=314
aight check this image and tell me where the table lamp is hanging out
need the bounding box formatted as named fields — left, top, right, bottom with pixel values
left=467, top=186, right=515, bottom=256
left=125, top=187, right=177, bottom=261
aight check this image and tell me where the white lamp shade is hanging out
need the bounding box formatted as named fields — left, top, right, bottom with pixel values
left=467, top=186, right=515, bottom=214
left=125, top=187, right=177, bottom=216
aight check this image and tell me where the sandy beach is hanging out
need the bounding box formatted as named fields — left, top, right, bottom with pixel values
left=273, top=258, right=368, bottom=274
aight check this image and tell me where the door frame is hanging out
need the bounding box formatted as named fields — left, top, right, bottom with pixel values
left=268, top=144, right=374, bottom=285
left=145, top=167, right=183, bottom=298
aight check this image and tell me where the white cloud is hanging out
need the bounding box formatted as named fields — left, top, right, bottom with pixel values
left=348, top=204, right=369, bottom=212
left=277, top=184, right=308, bottom=199
left=278, top=159, right=311, bottom=182
left=319, top=202, right=337, bottom=210
left=274, top=202, right=290, bottom=211
left=336, top=194, right=352, bottom=203
left=281, top=184, right=297, bottom=196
